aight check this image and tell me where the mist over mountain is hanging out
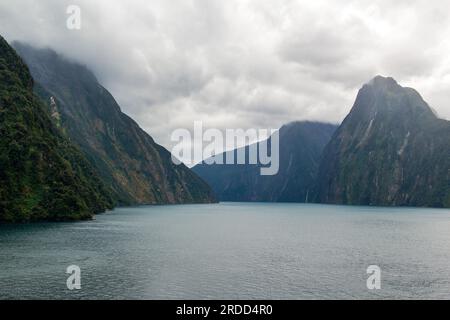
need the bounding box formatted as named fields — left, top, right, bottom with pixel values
left=13, top=42, right=215, bottom=206
left=315, top=76, right=450, bottom=207
left=0, top=36, right=114, bottom=222
left=2, top=33, right=448, bottom=221
left=193, top=122, right=337, bottom=202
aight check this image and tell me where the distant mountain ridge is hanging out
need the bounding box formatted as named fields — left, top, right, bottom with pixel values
left=193, top=121, right=337, bottom=202
left=2, top=35, right=448, bottom=214
left=194, top=76, right=449, bottom=208
left=13, top=42, right=215, bottom=206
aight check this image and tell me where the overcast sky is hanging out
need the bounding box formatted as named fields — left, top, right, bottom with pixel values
left=1, top=0, right=449, bottom=152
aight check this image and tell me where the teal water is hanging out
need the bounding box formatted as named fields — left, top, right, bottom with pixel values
left=0, top=203, right=450, bottom=299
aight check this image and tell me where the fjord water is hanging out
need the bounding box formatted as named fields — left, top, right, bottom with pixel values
left=1, top=203, right=450, bottom=300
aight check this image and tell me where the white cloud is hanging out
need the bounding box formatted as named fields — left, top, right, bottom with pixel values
left=1, top=0, right=449, bottom=153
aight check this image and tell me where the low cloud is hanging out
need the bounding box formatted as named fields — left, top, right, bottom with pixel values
left=1, top=0, right=449, bottom=153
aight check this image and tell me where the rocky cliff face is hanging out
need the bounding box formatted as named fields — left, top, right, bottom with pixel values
left=315, top=76, right=450, bottom=207
left=14, top=43, right=215, bottom=205
left=0, top=36, right=114, bottom=222
left=193, top=122, right=337, bottom=202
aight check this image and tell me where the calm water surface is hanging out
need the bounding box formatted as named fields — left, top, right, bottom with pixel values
left=1, top=203, right=450, bottom=299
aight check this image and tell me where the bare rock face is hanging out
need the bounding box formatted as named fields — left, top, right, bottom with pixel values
left=315, top=76, right=450, bottom=208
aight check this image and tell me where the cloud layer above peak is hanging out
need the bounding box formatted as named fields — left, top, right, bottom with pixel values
left=1, top=0, right=449, bottom=151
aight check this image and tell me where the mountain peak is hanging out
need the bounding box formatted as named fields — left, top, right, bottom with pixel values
left=366, top=75, right=400, bottom=90
left=317, top=77, right=450, bottom=208
left=351, top=75, right=436, bottom=119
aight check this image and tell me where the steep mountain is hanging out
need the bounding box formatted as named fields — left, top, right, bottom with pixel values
left=14, top=43, right=215, bottom=205
left=315, top=76, right=450, bottom=207
left=193, top=122, right=337, bottom=202
left=0, top=36, right=114, bottom=222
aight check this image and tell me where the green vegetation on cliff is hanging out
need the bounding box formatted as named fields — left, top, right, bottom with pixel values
left=315, top=76, right=450, bottom=208
left=0, top=36, right=114, bottom=222
left=14, top=42, right=215, bottom=205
